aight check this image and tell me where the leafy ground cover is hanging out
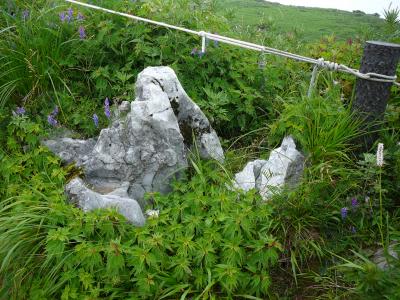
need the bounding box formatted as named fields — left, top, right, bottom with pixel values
left=1, top=0, right=400, bottom=299
left=218, top=0, right=384, bottom=41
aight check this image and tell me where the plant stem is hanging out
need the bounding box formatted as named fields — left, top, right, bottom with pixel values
left=379, top=167, right=384, bottom=247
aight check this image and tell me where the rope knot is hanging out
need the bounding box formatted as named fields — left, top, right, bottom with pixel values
left=317, top=58, right=339, bottom=71
left=198, top=30, right=206, bottom=37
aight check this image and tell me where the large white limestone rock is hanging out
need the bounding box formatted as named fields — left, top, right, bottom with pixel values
left=44, top=66, right=224, bottom=213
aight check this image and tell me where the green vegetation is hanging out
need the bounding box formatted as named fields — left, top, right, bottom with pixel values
left=1, top=0, right=400, bottom=299
left=218, top=0, right=384, bottom=41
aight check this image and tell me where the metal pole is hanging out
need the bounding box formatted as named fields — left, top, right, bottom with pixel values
left=352, top=41, right=400, bottom=151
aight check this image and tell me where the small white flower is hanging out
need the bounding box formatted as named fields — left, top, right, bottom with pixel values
left=365, top=196, right=370, bottom=204
left=376, top=143, right=384, bottom=167
left=145, top=209, right=159, bottom=219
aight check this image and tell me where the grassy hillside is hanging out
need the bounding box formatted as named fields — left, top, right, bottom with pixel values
left=219, top=0, right=385, bottom=41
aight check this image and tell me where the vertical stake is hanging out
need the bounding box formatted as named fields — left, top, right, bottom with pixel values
left=201, top=34, right=206, bottom=53
left=352, top=41, right=400, bottom=151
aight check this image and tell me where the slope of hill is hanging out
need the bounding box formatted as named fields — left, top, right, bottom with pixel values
left=218, top=0, right=385, bottom=41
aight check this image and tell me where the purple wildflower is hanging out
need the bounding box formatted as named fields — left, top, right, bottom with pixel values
left=16, top=107, right=26, bottom=115
left=93, top=113, right=99, bottom=127
left=51, top=105, right=59, bottom=117
left=22, top=10, right=29, bottom=21
left=77, top=12, right=84, bottom=21
left=104, top=97, right=111, bottom=118
left=341, top=207, right=348, bottom=220
left=351, top=198, right=359, bottom=209
left=67, top=7, right=74, bottom=20
left=79, top=26, right=86, bottom=39
left=351, top=226, right=357, bottom=234
left=67, top=8, right=74, bottom=23
left=59, top=12, right=66, bottom=22
left=47, top=115, right=58, bottom=127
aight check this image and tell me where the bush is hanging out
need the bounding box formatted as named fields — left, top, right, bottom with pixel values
left=0, top=117, right=281, bottom=298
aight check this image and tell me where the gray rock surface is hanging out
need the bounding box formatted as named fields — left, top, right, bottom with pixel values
left=233, top=159, right=268, bottom=192
left=232, top=136, right=304, bottom=200
left=373, top=242, right=399, bottom=270
left=259, top=136, right=305, bottom=200
left=44, top=66, right=224, bottom=214
left=136, top=67, right=224, bottom=162
left=66, top=178, right=145, bottom=226
left=83, top=77, right=188, bottom=203
left=42, top=138, right=96, bottom=166
left=112, top=100, right=131, bottom=121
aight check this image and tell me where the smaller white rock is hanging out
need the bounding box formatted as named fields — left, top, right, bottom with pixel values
left=233, top=159, right=268, bottom=192
left=231, top=136, right=304, bottom=200
left=259, top=136, right=304, bottom=200
left=66, top=178, right=145, bottom=226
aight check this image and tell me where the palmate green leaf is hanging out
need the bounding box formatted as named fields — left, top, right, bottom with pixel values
left=182, top=214, right=203, bottom=235
left=222, top=217, right=241, bottom=239
left=192, top=267, right=208, bottom=290
left=169, top=256, right=192, bottom=281
left=78, top=269, right=94, bottom=291
left=128, top=245, right=159, bottom=272
left=61, top=285, right=78, bottom=300
left=46, top=228, right=70, bottom=257
left=221, top=237, right=245, bottom=267
left=194, top=238, right=217, bottom=269
left=74, top=242, right=104, bottom=271
left=244, top=271, right=271, bottom=296
left=106, top=252, right=125, bottom=276
left=115, top=71, right=134, bottom=83
left=135, top=273, right=157, bottom=296
left=175, top=235, right=195, bottom=257
left=46, top=239, right=66, bottom=258
left=146, top=232, right=165, bottom=249
left=214, top=264, right=240, bottom=293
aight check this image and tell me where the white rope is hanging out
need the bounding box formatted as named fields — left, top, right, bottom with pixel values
left=65, top=0, right=400, bottom=88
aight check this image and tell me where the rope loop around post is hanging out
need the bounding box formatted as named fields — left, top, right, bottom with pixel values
left=307, top=58, right=323, bottom=98
left=199, top=31, right=207, bottom=53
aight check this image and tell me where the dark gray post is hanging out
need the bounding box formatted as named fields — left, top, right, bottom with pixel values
left=352, top=41, right=400, bottom=151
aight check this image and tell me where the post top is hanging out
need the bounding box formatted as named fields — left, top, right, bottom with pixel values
left=366, top=40, right=400, bottom=48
